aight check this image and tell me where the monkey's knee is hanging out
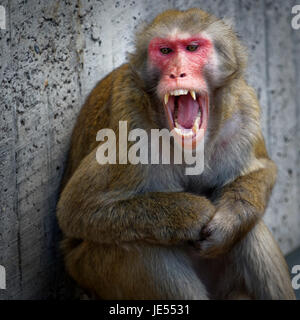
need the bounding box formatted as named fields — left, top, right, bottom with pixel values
left=63, top=240, right=208, bottom=300
left=232, top=221, right=295, bottom=300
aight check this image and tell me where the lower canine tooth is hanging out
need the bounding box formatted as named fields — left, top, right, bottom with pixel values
left=193, top=117, right=201, bottom=133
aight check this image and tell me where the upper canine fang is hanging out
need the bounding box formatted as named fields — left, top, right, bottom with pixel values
left=164, top=94, right=169, bottom=105
left=190, top=90, right=196, bottom=100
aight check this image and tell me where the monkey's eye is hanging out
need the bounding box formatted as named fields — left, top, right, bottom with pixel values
left=186, top=45, right=199, bottom=52
left=160, top=47, right=172, bottom=55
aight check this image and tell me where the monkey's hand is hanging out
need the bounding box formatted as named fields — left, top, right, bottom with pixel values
left=192, top=158, right=277, bottom=258
left=192, top=205, right=248, bottom=258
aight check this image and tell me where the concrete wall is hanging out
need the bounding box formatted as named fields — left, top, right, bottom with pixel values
left=0, top=0, right=299, bottom=299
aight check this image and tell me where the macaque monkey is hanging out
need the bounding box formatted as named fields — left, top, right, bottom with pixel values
left=57, top=8, right=295, bottom=299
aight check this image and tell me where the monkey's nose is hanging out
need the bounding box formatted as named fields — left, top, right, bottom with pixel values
left=169, top=73, right=187, bottom=79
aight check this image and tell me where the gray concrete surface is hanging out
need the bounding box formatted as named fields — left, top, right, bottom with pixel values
left=0, top=0, right=299, bottom=299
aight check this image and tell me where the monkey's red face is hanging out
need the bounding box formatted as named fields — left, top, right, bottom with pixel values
left=148, top=35, right=213, bottom=149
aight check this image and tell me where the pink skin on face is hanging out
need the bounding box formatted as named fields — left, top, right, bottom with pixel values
left=148, top=36, right=213, bottom=96
left=148, top=36, right=213, bottom=149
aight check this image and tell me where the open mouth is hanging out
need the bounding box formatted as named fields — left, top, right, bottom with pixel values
left=163, top=89, right=209, bottom=149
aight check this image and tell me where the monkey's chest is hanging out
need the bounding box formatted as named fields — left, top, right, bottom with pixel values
left=142, top=163, right=214, bottom=194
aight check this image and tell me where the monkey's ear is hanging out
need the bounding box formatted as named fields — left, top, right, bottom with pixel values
left=222, top=18, right=243, bottom=41
left=222, top=17, right=236, bottom=30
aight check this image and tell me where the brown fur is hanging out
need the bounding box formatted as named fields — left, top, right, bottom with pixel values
left=57, top=8, right=295, bottom=300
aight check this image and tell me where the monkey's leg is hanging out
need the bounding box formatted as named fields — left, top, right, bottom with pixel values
left=63, top=239, right=209, bottom=300
left=216, top=220, right=295, bottom=300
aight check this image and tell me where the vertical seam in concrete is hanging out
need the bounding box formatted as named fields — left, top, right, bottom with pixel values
left=46, top=90, right=53, bottom=203
left=76, top=0, right=83, bottom=107
left=263, top=0, right=271, bottom=156
left=8, top=0, right=23, bottom=294
left=291, top=2, right=300, bottom=245
left=45, top=1, right=60, bottom=200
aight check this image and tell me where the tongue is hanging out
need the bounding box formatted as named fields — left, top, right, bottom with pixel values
left=177, top=94, right=199, bottom=128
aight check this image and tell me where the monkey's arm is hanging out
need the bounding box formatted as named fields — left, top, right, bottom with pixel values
left=196, top=138, right=277, bottom=258
left=57, top=148, right=215, bottom=246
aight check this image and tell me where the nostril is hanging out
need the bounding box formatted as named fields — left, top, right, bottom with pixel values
left=180, top=73, right=186, bottom=78
left=170, top=74, right=176, bottom=79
